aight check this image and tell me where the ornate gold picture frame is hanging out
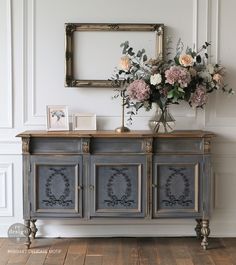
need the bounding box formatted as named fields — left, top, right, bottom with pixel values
left=65, top=23, right=164, bottom=88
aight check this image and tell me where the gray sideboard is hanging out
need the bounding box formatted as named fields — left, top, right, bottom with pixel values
left=17, top=130, right=214, bottom=249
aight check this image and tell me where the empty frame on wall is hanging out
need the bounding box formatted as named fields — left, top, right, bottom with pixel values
left=65, top=23, right=164, bottom=88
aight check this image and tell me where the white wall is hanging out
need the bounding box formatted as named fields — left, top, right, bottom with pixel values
left=0, top=0, right=236, bottom=237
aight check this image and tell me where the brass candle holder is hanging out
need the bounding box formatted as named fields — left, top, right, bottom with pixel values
left=115, top=91, right=130, bottom=133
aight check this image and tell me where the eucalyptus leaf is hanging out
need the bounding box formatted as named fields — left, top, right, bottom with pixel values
left=127, top=111, right=135, bottom=115
left=196, top=55, right=201, bottom=63
left=143, top=54, right=148, bottom=62
left=137, top=51, right=142, bottom=57
left=167, top=90, right=174, bottom=98
left=174, top=56, right=180, bottom=65
left=128, top=47, right=134, bottom=56
left=178, top=87, right=185, bottom=93
left=111, top=39, right=232, bottom=126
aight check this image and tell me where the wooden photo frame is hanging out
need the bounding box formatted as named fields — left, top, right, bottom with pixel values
left=73, top=113, right=96, bottom=131
left=46, top=105, right=69, bottom=131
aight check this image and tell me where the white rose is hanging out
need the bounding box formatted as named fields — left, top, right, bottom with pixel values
left=150, top=73, right=162, bottom=85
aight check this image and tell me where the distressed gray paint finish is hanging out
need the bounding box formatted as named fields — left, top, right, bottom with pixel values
left=157, top=166, right=196, bottom=209
left=91, top=138, right=143, bottom=153
left=90, top=155, right=146, bottom=218
left=37, top=166, right=76, bottom=209
left=23, top=154, right=31, bottom=219
left=152, top=155, right=203, bottom=218
left=96, top=166, right=139, bottom=209
left=203, top=155, right=212, bottom=219
left=19, top=131, right=214, bottom=245
left=153, top=139, right=203, bottom=154
left=30, top=155, right=83, bottom=218
left=30, top=138, right=82, bottom=154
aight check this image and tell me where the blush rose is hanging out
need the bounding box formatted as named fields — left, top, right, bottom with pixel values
left=119, top=56, right=131, bottom=71
left=179, top=54, right=194, bottom=67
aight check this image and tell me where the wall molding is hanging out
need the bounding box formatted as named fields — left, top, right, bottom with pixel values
left=0, top=0, right=13, bottom=128
left=215, top=0, right=219, bottom=63
left=0, top=141, right=21, bottom=155
left=0, top=164, right=13, bottom=217
left=205, top=0, right=236, bottom=127
left=22, top=0, right=28, bottom=125
left=192, top=0, right=198, bottom=50
left=23, top=0, right=200, bottom=127
left=3, top=0, right=236, bottom=238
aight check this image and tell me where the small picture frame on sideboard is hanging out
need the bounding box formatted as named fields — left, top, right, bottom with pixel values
left=73, top=113, right=96, bottom=131
left=46, top=105, right=69, bottom=131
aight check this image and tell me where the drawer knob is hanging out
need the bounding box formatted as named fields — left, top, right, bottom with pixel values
left=152, top=184, right=158, bottom=188
left=77, top=185, right=83, bottom=190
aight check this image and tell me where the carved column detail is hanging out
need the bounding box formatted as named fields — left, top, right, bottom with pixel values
left=22, top=137, right=30, bottom=154
left=204, top=138, right=211, bottom=153
left=142, top=138, right=153, bottom=153
left=82, top=139, right=90, bottom=153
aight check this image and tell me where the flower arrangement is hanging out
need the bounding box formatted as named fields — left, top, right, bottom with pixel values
left=111, top=39, right=233, bottom=128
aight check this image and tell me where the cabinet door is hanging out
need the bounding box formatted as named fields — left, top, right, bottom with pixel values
left=90, top=155, right=147, bottom=218
left=152, top=155, right=203, bottom=218
left=30, top=156, right=83, bottom=218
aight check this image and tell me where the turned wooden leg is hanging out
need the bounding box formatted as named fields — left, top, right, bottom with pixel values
left=24, top=220, right=32, bottom=249
left=201, top=219, right=210, bottom=250
left=195, top=219, right=202, bottom=239
left=30, top=219, right=38, bottom=239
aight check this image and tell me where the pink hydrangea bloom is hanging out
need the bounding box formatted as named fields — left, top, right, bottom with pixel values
left=127, top=80, right=150, bottom=101
left=191, top=85, right=208, bottom=107
left=165, top=66, right=191, bottom=88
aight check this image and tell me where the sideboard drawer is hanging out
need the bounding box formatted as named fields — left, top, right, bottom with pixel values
left=30, top=138, right=82, bottom=154
left=91, top=138, right=144, bottom=154
left=153, top=138, right=204, bottom=154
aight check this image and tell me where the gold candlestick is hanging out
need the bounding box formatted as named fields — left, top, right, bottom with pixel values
left=115, top=94, right=130, bottom=133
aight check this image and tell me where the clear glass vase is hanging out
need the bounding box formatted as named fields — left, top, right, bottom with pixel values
left=149, top=106, right=176, bottom=133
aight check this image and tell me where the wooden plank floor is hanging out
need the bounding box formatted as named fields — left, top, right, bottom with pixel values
left=0, top=237, right=236, bottom=265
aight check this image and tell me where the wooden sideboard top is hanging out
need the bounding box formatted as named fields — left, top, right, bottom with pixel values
left=17, top=130, right=215, bottom=139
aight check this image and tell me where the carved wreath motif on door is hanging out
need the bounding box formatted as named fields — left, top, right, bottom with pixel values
left=104, top=168, right=134, bottom=207
left=162, top=167, right=193, bottom=207
left=42, top=168, right=73, bottom=206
